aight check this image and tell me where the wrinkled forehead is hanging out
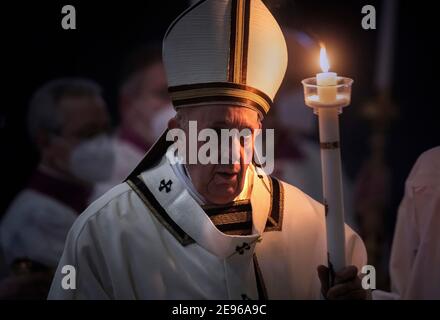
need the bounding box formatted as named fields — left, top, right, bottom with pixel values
left=182, top=104, right=261, bottom=129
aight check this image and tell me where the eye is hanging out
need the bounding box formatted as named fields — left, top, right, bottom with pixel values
left=242, top=128, right=253, bottom=137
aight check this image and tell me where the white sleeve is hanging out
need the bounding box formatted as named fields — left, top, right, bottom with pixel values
left=387, top=188, right=418, bottom=300
left=0, top=193, right=77, bottom=268
left=47, top=219, right=112, bottom=300
left=344, top=224, right=368, bottom=271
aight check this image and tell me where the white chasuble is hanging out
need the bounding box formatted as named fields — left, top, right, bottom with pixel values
left=48, top=148, right=366, bottom=300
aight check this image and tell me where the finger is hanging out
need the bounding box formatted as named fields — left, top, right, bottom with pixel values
left=334, top=266, right=358, bottom=284
left=317, top=265, right=329, bottom=296
left=326, top=279, right=362, bottom=299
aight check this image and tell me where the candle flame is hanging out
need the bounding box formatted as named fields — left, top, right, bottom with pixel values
left=320, top=44, right=330, bottom=72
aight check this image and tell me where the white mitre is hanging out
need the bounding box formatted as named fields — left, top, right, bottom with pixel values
left=163, top=0, right=288, bottom=116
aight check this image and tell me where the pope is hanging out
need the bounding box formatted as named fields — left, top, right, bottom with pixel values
left=48, top=0, right=367, bottom=300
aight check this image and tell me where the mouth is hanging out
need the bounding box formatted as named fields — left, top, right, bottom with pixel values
left=214, top=171, right=238, bottom=184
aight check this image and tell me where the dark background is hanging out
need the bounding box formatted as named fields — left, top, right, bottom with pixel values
left=0, top=0, right=438, bottom=284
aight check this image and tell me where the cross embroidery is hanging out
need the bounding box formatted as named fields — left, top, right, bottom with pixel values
left=159, top=179, right=173, bottom=193
left=235, top=242, right=251, bottom=255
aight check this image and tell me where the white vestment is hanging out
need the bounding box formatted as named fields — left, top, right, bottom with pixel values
left=48, top=149, right=366, bottom=300
left=0, top=190, right=77, bottom=268
left=374, top=146, right=440, bottom=300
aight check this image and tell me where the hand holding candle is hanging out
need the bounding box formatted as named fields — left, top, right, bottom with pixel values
left=302, top=44, right=354, bottom=279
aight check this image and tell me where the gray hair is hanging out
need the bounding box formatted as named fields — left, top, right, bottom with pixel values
left=27, top=78, right=102, bottom=143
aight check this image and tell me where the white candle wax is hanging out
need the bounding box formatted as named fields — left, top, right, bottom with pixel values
left=317, top=107, right=347, bottom=273
left=317, top=72, right=337, bottom=102
left=315, top=58, right=346, bottom=273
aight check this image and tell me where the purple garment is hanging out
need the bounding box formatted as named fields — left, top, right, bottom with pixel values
left=27, top=169, right=91, bottom=214
left=118, top=126, right=152, bottom=153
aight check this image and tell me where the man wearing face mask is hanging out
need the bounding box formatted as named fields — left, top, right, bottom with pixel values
left=91, top=45, right=175, bottom=201
left=0, top=78, right=113, bottom=298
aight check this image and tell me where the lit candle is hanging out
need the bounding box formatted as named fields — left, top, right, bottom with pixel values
left=304, top=46, right=349, bottom=109
left=302, top=45, right=354, bottom=279
left=317, top=45, right=337, bottom=102
left=315, top=45, right=346, bottom=276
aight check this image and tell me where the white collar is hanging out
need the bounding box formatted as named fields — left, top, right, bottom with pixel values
left=170, top=158, right=206, bottom=205
left=137, top=149, right=272, bottom=258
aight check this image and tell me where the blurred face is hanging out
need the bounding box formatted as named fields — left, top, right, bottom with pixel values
left=60, top=95, right=110, bottom=143
left=171, top=105, right=261, bottom=205
left=121, top=62, right=172, bottom=145
left=43, top=95, right=110, bottom=179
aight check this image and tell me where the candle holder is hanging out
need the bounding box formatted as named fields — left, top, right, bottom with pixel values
left=301, top=76, right=353, bottom=281
left=301, top=77, right=353, bottom=113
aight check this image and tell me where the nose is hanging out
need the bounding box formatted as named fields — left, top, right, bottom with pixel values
left=219, top=135, right=252, bottom=166
left=220, top=134, right=242, bottom=165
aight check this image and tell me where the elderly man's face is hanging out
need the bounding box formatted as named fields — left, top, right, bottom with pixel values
left=172, top=105, right=261, bottom=205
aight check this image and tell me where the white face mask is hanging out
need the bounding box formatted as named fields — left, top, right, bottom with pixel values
left=151, top=105, right=176, bottom=139
left=69, top=134, right=114, bottom=183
